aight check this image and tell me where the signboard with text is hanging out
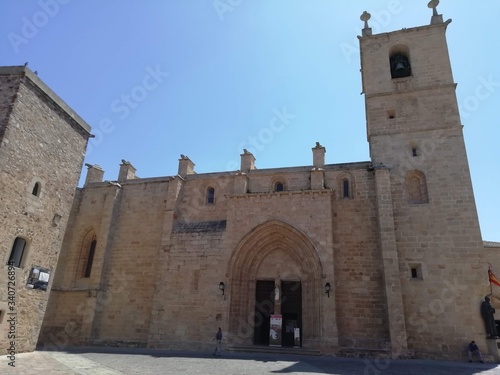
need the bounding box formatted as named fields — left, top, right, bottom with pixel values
left=269, top=314, right=282, bottom=347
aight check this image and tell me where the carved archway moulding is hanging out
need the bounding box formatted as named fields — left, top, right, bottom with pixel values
left=226, top=219, right=324, bottom=344
left=227, top=219, right=324, bottom=279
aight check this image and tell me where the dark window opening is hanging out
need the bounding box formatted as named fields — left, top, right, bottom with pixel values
left=275, top=182, right=284, bottom=192
left=32, top=182, right=41, bottom=196
left=390, top=54, right=411, bottom=79
left=387, top=110, right=395, bottom=119
left=8, top=237, right=27, bottom=268
left=207, top=187, right=215, bottom=204
left=342, top=179, right=350, bottom=198
left=411, top=268, right=418, bottom=279
left=410, top=264, right=423, bottom=280
left=412, top=147, right=418, bottom=157
left=84, top=239, right=96, bottom=278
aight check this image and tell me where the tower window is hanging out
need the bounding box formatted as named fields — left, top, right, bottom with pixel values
left=406, top=170, right=429, bottom=204
left=7, top=237, right=27, bottom=268
left=410, top=264, right=423, bottom=280
left=32, top=182, right=41, bottom=197
left=206, top=187, right=215, bottom=204
left=412, top=147, right=418, bottom=157
left=275, top=182, right=284, bottom=192
left=408, top=176, right=422, bottom=201
left=390, top=54, right=411, bottom=79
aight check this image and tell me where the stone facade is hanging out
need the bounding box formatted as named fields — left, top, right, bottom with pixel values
left=36, top=6, right=500, bottom=360
left=0, top=66, right=91, bottom=353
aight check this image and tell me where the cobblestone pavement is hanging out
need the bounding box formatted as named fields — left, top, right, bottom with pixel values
left=2, top=348, right=500, bottom=375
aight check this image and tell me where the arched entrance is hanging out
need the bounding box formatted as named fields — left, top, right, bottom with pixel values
left=227, top=219, right=324, bottom=348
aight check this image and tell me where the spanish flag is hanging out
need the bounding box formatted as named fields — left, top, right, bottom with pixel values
left=489, top=269, right=500, bottom=287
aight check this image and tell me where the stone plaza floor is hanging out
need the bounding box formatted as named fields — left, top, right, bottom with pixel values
left=2, top=347, right=500, bottom=374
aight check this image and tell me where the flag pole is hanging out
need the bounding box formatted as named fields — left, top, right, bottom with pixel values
left=489, top=266, right=493, bottom=296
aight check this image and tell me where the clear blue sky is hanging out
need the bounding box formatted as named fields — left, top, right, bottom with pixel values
left=1, top=1, right=498, bottom=241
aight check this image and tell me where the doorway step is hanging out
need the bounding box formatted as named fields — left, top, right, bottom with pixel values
left=228, top=345, right=321, bottom=356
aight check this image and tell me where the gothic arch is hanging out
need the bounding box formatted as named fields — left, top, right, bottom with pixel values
left=405, top=170, right=429, bottom=204
left=226, top=219, right=324, bottom=346
left=76, top=229, right=97, bottom=280
left=337, top=172, right=355, bottom=199
left=269, top=177, right=287, bottom=193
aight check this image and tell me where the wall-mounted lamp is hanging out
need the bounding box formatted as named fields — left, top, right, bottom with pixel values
left=219, top=282, right=225, bottom=296
left=325, top=282, right=331, bottom=298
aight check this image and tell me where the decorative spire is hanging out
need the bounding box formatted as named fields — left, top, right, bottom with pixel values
left=428, top=0, right=443, bottom=24
left=360, top=11, right=372, bottom=36
left=428, top=0, right=439, bottom=15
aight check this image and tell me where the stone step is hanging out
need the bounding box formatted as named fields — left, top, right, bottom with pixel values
left=228, top=345, right=321, bottom=356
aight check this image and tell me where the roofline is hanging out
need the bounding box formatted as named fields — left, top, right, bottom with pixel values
left=358, top=18, right=452, bottom=41
left=79, top=160, right=374, bottom=188
left=0, top=65, right=92, bottom=137
left=484, top=241, right=500, bottom=249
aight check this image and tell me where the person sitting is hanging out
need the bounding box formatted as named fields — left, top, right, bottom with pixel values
left=467, top=340, right=483, bottom=363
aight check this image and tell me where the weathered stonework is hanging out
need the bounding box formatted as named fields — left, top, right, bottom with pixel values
left=0, top=66, right=91, bottom=353
left=34, top=6, right=500, bottom=361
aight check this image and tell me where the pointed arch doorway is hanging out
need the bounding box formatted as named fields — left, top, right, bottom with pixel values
left=227, top=220, right=323, bottom=348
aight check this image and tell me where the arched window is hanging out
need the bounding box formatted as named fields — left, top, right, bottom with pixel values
left=389, top=45, right=411, bottom=79
left=408, top=176, right=422, bottom=201
left=342, top=179, right=350, bottom=198
left=339, top=174, right=354, bottom=199
left=78, top=232, right=97, bottom=279
left=206, top=187, right=215, bottom=204
left=275, top=182, right=284, bottom=192
left=406, top=170, right=429, bottom=204
left=7, top=237, right=27, bottom=268
left=390, top=54, right=411, bottom=78
left=84, top=239, right=97, bottom=278
left=32, top=182, right=41, bottom=197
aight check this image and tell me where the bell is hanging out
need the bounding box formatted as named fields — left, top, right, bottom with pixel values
left=392, top=59, right=410, bottom=78
left=394, top=61, right=406, bottom=73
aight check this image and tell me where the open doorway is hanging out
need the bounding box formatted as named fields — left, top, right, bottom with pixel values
left=254, top=280, right=274, bottom=345
left=253, top=280, right=302, bottom=347
left=281, top=281, right=302, bottom=347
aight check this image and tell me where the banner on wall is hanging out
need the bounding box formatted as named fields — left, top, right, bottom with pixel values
left=269, top=314, right=282, bottom=347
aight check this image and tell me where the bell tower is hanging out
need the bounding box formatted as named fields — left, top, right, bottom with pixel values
left=358, top=1, right=486, bottom=357
left=359, top=1, right=461, bottom=167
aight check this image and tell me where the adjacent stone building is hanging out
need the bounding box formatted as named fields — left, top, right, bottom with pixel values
left=34, top=4, right=500, bottom=360
left=0, top=66, right=91, bottom=353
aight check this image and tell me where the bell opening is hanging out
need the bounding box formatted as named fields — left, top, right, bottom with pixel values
left=390, top=54, right=411, bottom=79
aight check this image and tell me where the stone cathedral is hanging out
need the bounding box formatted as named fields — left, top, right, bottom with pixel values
left=1, top=3, right=499, bottom=360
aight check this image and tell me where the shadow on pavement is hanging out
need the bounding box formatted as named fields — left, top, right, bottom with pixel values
left=38, top=346, right=500, bottom=375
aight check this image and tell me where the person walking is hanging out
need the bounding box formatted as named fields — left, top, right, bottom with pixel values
left=213, top=327, right=222, bottom=357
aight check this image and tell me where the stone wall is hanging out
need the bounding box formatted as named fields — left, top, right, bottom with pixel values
left=33, top=8, right=500, bottom=361
left=39, top=179, right=168, bottom=348
left=0, top=67, right=90, bottom=353
left=40, top=161, right=397, bottom=355
left=360, top=21, right=499, bottom=358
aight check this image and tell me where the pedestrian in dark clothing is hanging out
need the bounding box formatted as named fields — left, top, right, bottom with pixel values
left=213, top=327, right=222, bottom=356
left=467, top=340, right=483, bottom=362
